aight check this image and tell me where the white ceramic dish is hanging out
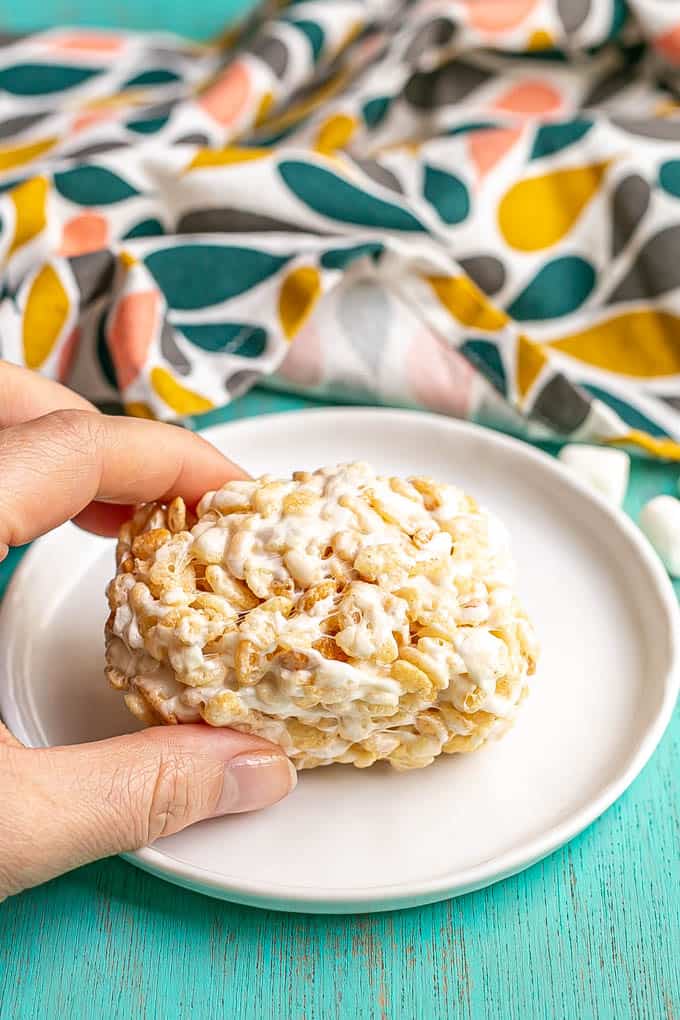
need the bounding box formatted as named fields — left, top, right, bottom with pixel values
left=1, top=409, right=678, bottom=913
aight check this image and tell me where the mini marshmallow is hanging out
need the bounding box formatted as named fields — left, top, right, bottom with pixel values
left=557, top=445, right=630, bottom=506
left=639, top=495, right=680, bottom=577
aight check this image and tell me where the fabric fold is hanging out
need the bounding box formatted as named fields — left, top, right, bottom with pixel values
left=3, top=0, right=680, bottom=454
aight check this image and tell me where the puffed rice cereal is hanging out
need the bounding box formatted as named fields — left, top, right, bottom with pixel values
left=105, top=463, right=538, bottom=770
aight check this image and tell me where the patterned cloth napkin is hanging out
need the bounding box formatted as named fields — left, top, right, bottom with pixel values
left=3, top=0, right=680, bottom=456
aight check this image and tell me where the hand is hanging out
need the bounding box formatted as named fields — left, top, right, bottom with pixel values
left=0, top=363, right=296, bottom=902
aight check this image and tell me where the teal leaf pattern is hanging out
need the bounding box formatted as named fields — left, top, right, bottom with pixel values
left=0, top=63, right=100, bottom=95
left=659, top=160, right=680, bottom=199
left=447, top=121, right=498, bottom=136
left=507, top=256, right=595, bottom=321
left=177, top=322, right=268, bottom=356
left=279, top=161, right=424, bottom=231
left=2, top=0, right=680, bottom=455
left=124, top=218, right=165, bottom=239
left=126, top=117, right=169, bottom=134
left=124, top=69, right=181, bottom=88
left=55, top=166, right=140, bottom=205
left=145, top=245, right=290, bottom=309
left=423, top=166, right=470, bottom=225
left=460, top=339, right=507, bottom=395
left=362, top=97, right=391, bottom=128
left=530, top=119, right=593, bottom=160
left=289, top=20, right=324, bottom=62
left=320, top=242, right=384, bottom=269
left=582, top=383, right=668, bottom=437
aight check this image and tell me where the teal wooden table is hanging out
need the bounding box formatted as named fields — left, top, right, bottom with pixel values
left=1, top=4, right=679, bottom=1018
left=1, top=0, right=249, bottom=41
left=0, top=387, right=679, bottom=1020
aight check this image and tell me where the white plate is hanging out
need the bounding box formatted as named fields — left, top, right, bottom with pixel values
left=1, top=409, right=678, bottom=913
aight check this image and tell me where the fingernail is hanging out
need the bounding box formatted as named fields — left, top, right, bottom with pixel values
left=215, top=753, right=297, bottom=816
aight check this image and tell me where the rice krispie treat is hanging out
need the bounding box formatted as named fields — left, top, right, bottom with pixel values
left=105, top=463, right=538, bottom=770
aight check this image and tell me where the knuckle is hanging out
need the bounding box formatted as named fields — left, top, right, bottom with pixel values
left=145, top=751, right=197, bottom=843
left=0, top=410, right=104, bottom=547
left=0, top=749, right=32, bottom=899
left=43, top=408, right=104, bottom=450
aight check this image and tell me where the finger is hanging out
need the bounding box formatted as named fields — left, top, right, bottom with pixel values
left=72, top=502, right=139, bottom=538
left=0, top=409, right=248, bottom=553
left=0, top=726, right=296, bottom=899
left=0, top=719, right=23, bottom=749
left=0, top=360, right=96, bottom=427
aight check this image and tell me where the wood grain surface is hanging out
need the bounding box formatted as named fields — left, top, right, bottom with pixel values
left=0, top=387, right=679, bottom=1020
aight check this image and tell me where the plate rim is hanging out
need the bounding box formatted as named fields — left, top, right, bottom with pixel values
left=2, top=407, right=679, bottom=913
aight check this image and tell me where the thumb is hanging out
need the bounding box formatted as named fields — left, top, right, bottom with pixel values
left=0, top=725, right=296, bottom=898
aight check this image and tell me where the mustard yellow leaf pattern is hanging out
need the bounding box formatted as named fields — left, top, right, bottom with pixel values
left=0, top=137, right=56, bottom=172
left=279, top=266, right=321, bottom=339
left=314, top=114, right=358, bottom=155
left=151, top=366, right=215, bottom=414
left=527, top=29, right=554, bottom=50
left=428, top=276, right=508, bottom=331
left=118, top=250, right=138, bottom=269
left=124, top=401, right=156, bottom=419
left=22, top=264, right=69, bottom=369
left=517, top=334, right=547, bottom=399
left=498, top=161, right=611, bottom=251
left=549, top=310, right=680, bottom=377
left=254, top=90, right=275, bottom=127
left=608, top=431, right=680, bottom=460
left=186, top=146, right=271, bottom=171
left=4, top=3, right=680, bottom=455
left=8, top=176, right=48, bottom=257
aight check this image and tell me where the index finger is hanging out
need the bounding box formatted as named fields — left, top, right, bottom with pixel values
left=0, top=409, right=247, bottom=554
left=0, top=360, right=97, bottom=426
